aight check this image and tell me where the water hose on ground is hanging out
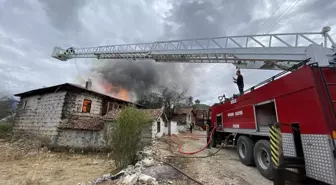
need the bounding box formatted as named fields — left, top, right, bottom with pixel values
left=153, top=129, right=234, bottom=185
left=165, top=133, right=234, bottom=159
left=170, top=126, right=218, bottom=155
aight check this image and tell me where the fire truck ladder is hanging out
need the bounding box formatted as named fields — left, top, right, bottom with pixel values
left=52, top=26, right=336, bottom=70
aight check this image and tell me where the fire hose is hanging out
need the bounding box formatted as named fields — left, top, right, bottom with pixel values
left=170, top=125, right=218, bottom=155
left=165, top=129, right=234, bottom=159
left=154, top=127, right=234, bottom=185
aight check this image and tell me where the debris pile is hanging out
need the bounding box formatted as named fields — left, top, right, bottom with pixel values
left=86, top=142, right=169, bottom=185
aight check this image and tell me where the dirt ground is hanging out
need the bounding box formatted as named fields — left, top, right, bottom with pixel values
left=0, top=130, right=272, bottom=185
left=158, top=130, right=272, bottom=185
left=0, top=138, right=112, bottom=185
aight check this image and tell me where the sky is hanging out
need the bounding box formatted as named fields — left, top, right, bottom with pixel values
left=0, top=0, right=335, bottom=105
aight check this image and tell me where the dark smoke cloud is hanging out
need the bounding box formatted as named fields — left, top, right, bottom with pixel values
left=92, top=59, right=197, bottom=98
left=91, top=0, right=260, bottom=100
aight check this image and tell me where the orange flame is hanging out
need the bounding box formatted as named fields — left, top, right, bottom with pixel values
left=99, top=79, right=132, bottom=102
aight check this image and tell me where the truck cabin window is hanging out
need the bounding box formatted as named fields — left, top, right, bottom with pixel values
left=82, top=99, right=92, bottom=113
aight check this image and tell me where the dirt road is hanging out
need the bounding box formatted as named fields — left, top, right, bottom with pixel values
left=164, top=131, right=272, bottom=185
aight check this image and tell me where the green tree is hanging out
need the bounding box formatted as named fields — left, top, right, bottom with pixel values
left=195, top=99, right=200, bottom=104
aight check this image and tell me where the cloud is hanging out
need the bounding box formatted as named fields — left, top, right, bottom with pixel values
left=0, top=0, right=335, bottom=105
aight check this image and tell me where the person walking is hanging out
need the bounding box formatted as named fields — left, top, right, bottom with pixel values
left=189, top=122, right=193, bottom=133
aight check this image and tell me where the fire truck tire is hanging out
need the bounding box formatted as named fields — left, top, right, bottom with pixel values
left=253, top=140, right=273, bottom=180
left=236, top=136, right=255, bottom=166
left=210, top=133, right=217, bottom=148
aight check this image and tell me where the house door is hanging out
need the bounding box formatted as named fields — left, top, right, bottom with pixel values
left=157, top=121, right=161, bottom=133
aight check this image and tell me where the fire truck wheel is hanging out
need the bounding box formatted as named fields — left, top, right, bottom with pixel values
left=253, top=140, right=273, bottom=180
left=236, top=136, right=255, bottom=166
left=210, top=133, right=217, bottom=148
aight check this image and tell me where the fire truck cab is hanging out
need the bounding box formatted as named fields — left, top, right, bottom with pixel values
left=208, top=62, right=336, bottom=184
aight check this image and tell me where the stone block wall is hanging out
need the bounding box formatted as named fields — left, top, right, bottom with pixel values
left=62, top=92, right=103, bottom=119
left=57, top=129, right=106, bottom=150
left=13, top=91, right=66, bottom=140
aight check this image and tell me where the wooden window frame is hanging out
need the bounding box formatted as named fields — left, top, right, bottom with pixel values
left=82, top=99, right=92, bottom=113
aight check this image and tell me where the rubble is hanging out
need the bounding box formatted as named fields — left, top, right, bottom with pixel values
left=81, top=140, right=183, bottom=185
left=142, top=157, right=155, bottom=167
left=85, top=145, right=161, bottom=185
left=122, top=173, right=139, bottom=185
left=138, top=174, right=158, bottom=185
left=90, top=171, right=126, bottom=185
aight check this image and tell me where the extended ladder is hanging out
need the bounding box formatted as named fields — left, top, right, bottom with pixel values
left=52, top=27, right=336, bottom=70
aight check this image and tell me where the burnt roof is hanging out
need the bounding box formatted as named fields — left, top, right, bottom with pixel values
left=14, top=83, right=142, bottom=106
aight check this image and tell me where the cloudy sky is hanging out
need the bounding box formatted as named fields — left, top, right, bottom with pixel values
left=0, top=0, right=335, bottom=105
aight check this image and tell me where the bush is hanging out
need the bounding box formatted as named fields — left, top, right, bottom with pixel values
left=111, top=107, right=153, bottom=170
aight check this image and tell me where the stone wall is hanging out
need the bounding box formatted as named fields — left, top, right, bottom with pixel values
left=13, top=91, right=67, bottom=141
left=140, top=123, right=153, bottom=148
left=62, top=92, right=103, bottom=119
left=57, top=129, right=106, bottom=150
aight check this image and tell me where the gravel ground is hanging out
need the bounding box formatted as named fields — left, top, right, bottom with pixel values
left=160, top=130, right=272, bottom=185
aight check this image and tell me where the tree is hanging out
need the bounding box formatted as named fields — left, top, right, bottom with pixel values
left=185, top=96, right=193, bottom=107
left=195, top=99, right=200, bottom=104
left=136, top=92, right=163, bottom=109
left=0, top=95, right=14, bottom=120
left=136, top=85, right=189, bottom=118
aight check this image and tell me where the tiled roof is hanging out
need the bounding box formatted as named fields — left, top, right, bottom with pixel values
left=59, top=116, right=104, bottom=131
left=141, top=108, right=164, bottom=120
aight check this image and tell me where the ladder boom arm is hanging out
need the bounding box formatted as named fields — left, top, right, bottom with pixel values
left=52, top=26, right=336, bottom=70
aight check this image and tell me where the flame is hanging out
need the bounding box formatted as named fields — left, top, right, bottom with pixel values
left=99, top=79, right=132, bottom=102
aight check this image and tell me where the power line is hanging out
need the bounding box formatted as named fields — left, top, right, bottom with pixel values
left=264, top=0, right=302, bottom=34
left=255, top=0, right=287, bottom=34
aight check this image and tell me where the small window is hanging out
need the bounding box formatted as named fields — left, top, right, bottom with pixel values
left=82, top=99, right=92, bottom=113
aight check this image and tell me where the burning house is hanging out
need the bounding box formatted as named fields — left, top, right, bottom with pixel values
left=13, top=80, right=142, bottom=150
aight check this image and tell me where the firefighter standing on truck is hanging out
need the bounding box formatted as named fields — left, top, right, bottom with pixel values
left=233, top=70, right=244, bottom=95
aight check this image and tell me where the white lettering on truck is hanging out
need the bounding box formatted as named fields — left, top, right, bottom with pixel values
left=227, top=110, right=243, bottom=117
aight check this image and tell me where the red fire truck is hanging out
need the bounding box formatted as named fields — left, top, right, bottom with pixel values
left=209, top=61, right=336, bottom=183
left=52, top=26, right=336, bottom=184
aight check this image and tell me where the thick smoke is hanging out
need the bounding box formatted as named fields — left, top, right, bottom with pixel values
left=92, top=59, right=194, bottom=98
left=91, top=0, right=261, bottom=101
